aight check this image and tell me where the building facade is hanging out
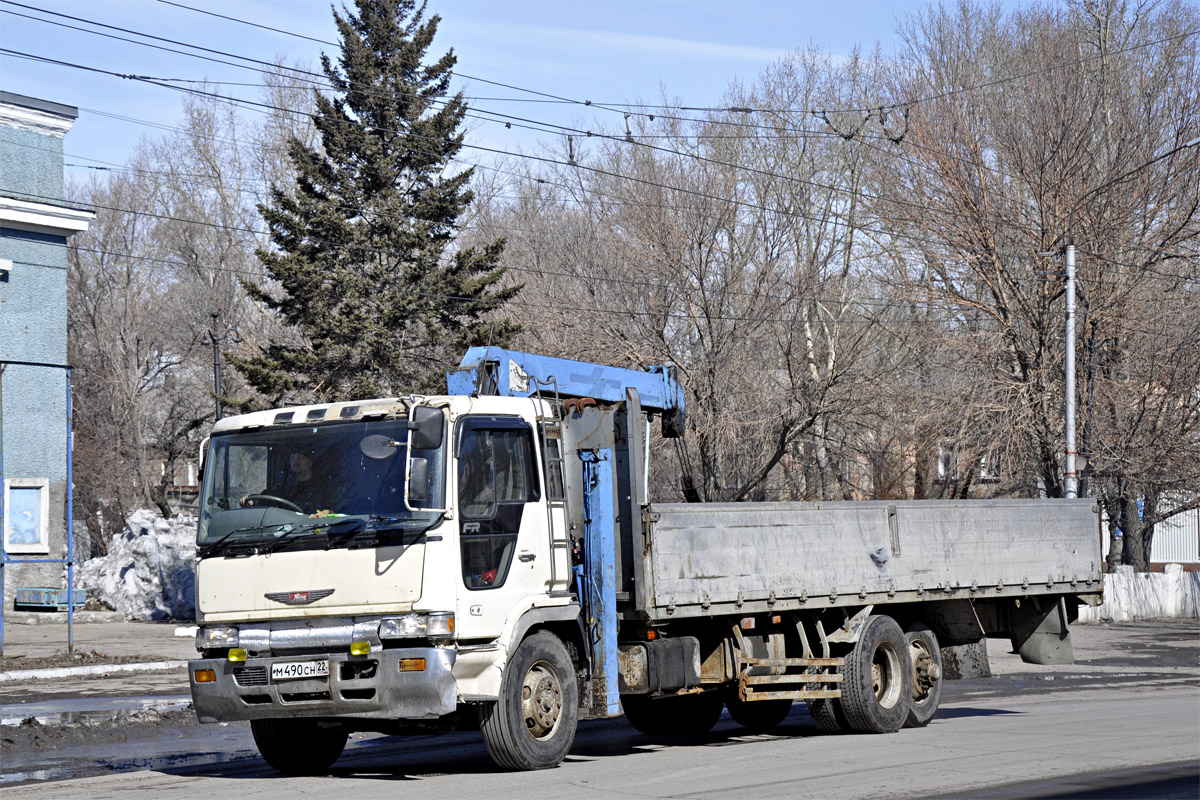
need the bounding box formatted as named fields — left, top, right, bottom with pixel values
left=0, top=92, right=93, bottom=608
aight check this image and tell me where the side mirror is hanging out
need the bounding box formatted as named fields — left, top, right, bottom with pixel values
left=408, top=457, right=429, bottom=504
left=360, top=434, right=399, bottom=460
left=409, top=406, right=444, bottom=450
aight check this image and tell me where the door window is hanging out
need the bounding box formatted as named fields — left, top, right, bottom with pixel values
left=458, top=421, right=539, bottom=589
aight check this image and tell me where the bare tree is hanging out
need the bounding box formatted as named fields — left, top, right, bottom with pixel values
left=876, top=0, right=1199, bottom=565
left=68, top=77, right=316, bottom=543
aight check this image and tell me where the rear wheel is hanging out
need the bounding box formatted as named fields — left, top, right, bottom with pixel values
left=840, top=615, right=912, bottom=733
left=806, top=697, right=849, bottom=732
left=725, top=692, right=792, bottom=731
left=480, top=631, right=579, bottom=770
left=904, top=623, right=943, bottom=728
left=250, top=718, right=348, bottom=774
left=622, top=691, right=724, bottom=736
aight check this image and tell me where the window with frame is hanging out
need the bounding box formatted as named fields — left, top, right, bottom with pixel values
left=458, top=420, right=540, bottom=589
left=3, top=477, right=50, bottom=555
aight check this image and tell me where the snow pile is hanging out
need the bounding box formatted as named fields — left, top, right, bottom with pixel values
left=1077, top=564, right=1200, bottom=623
left=79, top=510, right=197, bottom=620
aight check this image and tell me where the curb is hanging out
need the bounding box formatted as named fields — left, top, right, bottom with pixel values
left=2, top=610, right=128, bottom=625
left=0, top=660, right=188, bottom=683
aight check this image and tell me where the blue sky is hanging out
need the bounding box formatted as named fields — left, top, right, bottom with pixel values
left=1, top=0, right=958, bottom=179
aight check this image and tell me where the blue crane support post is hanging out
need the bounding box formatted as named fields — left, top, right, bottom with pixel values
left=447, top=348, right=685, bottom=715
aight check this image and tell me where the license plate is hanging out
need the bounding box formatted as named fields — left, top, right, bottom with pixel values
left=271, top=660, right=330, bottom=681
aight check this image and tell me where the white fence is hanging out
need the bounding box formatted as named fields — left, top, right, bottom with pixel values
left=1100, top=503, right=1199, bottom=565
left=1149, top=507, right=1200, bottom=563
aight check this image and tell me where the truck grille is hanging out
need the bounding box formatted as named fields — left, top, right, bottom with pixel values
left=233, top=666, right=268, bottom=686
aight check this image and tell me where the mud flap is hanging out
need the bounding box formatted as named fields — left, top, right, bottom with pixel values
left=1010, top=597, right=1074, bottom=665
left=940, top=640, right=992, bottom=679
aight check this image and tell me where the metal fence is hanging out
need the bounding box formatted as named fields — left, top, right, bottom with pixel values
left=1101, top=499, right=1200, bottom=565
left=1151, top=506, right=1200, bottom=564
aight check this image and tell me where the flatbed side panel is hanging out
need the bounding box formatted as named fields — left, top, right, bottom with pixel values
left=641, top=499, right=1101, bottom=619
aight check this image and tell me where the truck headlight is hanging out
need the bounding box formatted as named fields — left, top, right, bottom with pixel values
left=379, top=615, right=425, bottom=638
left=425, top=612, right=454, bottom=637
left=196, top=625, right=239, bottom=650
left=379, top=613, right=454, bottom=640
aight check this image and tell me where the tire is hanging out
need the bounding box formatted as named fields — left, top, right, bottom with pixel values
left=904, top=623, right=943, bottom=728
left=622, top=691, right=724, bottom=736
left=250, top=718, right=348, bottom=774
left=806, top=697, right=849, bottom=732
left=480, top=631, right=579, bottom=770
left=725, top=692, right=792, bottom=731
left=840, top=615, right=912, bottom=734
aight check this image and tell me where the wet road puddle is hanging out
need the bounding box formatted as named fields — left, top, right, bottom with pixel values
left=0, top=694, right=193, bottom=726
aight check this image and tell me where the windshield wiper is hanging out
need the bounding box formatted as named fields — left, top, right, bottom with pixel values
left=262, top=517, right=364, bottom=555
left=199, top=523, right=274, bottom=559
left=326, top=514, right=443, bottom=551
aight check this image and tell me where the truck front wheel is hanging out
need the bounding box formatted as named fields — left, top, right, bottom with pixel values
left=250, top=718, right=348, bottom=774
left=481, top=631, right=579, bottom=770
left=840, top=614, right=912, bottom=733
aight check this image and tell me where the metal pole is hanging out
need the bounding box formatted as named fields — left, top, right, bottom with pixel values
left=1065, top=244, right=1078, bottom=499
left=66, top=368, right=74, bottom=654
left=210, top=312, right=223, bottom=421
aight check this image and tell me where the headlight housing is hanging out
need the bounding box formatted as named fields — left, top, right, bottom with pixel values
left=196, top=625, right=239, bottom=650
left=378, top=612, right=454, bottom=640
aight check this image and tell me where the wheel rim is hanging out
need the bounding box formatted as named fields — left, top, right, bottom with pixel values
left=869, top=641, right=903, bottom=710
left=521, top=660, right=563, bottom=740
left=909, top=639, right=940, bottom=705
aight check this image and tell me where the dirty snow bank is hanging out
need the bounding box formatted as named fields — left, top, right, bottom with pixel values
left=1077, top=564, right=1200, bottom=623
left=79, top=510, right=197, bottom=620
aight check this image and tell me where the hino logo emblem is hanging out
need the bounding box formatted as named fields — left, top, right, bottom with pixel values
left=265, top=589, right=335, bottom=605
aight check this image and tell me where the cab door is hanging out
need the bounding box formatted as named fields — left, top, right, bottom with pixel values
left=454, top=415, right=548, bottom=640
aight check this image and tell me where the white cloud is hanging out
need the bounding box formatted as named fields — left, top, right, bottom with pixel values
left=475, top=22, right=786, bottom=64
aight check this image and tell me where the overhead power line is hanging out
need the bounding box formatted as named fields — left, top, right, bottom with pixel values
left=152, top=0, right=1199, bottom=119
left=9, top=1, right=1193, bottom=234
left=2, top=45, right=1066, bottom=245
left=26, top=238, right=1196, bottom=337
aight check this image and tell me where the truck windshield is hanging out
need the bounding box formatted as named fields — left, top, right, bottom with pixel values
left=197, top=418, right=445, bottom=549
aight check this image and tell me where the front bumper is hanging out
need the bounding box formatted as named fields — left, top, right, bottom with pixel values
left=189, top=648, right=457, bottom=723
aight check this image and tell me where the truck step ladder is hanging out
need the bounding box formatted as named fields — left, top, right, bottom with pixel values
left=736, top=655, right=844, bottom=702
left=529, top=378, right=574, bottom=598
left=732, top=622, right=844, bottom=702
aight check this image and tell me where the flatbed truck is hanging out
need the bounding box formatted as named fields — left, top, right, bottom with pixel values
left=188, top=348, right=1102, bottom=771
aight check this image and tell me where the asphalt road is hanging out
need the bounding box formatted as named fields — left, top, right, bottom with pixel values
left=4, top=621, right=1199, bottom=799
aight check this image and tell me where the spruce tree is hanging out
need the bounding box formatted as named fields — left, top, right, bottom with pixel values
left=234, top=0, right=518, bottom=404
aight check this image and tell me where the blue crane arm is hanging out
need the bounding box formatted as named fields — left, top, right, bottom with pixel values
left=446, top=347, right=685, bottom=419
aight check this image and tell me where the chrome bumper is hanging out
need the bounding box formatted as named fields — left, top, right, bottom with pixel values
left=189, top=648, right=457, bottom=723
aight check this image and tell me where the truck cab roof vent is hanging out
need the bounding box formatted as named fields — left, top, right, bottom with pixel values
left=306, top=408, right=326, bottom=421
left=339, top=405, right=360, bottom=418
left=273, top=411, right=295, bottom=425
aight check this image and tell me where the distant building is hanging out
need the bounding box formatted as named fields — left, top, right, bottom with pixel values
left=0, top=92, right=94, bottom=608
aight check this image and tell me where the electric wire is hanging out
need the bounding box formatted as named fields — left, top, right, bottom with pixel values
left=7, top=3, right=1194, bottom=234
left=151, top=0, right=1200, bottom=121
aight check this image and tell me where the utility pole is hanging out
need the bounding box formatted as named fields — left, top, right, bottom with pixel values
left=1064, top=243, right=1077, bottom=499
left=205, top=313, right=240, bottom=421
left=208, top=313, right=222, bottom=421
left=1056, top=135, right=1198, bottom=500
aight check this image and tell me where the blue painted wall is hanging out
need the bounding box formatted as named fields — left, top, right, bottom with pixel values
left=0, top=124, right=65, bottom=202
left=1, top=95, right=75, bottom=597
left=1, top=229, right=69, bottom=483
